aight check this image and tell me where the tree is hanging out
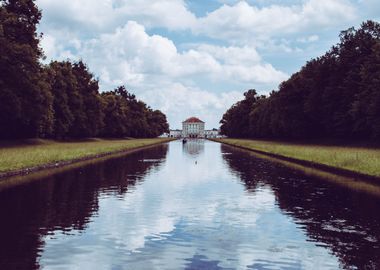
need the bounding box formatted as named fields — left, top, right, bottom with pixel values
left=220, top=89, right=259, bottom=138
left=0, top=0, right=53, bottom=138
left=0, top=1, right=170, bottom=140
left=351, top=41, right=380, bottom=140
left=100, top=86, right=169, bottom=138
left=101, top=88, right=129, bottom=137
left=114, top=86, right=149, bottom=138
left=221, top=20, right=380, bottom=142
left=46, top=61, right=77, bottom=139
left=146, top=109, right=169, bottom=137
left=69, top=61, right=104, bottom=138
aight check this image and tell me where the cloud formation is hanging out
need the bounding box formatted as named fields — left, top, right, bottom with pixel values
left=192, top=0, right=357, bottom=44
left=38, top=0, right=197, bottom=32
left=36, top=0, right=375, bottom=128
left=39, top=20, right=286, bottom=127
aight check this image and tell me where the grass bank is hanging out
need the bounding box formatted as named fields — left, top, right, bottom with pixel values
left=0, top=138, right=173, bottom=177
left=213, top=138, right=380, bottom=178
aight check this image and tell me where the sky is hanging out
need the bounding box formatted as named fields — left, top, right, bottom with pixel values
left=36, top=0, right=380, bottom=129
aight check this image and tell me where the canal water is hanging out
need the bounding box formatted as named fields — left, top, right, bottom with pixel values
left=0, top=140, right=379, bottom=269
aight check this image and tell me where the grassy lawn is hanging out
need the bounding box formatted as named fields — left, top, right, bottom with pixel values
left=216, top=138, right=380, bottom=177
left=0, top=138, right=172, bottom=173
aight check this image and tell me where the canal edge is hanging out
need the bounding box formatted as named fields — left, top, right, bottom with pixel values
left=209, top=139, right=380, bottom=184
left=0, top=138, right=176, bottom=181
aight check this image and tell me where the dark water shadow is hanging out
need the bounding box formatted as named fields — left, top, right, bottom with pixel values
left=221, top=144, right=380, bottom=270
left=0, top=144, right=169, bottom=270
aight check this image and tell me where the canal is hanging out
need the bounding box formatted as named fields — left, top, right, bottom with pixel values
left=0, top=140, right=379, bottom=269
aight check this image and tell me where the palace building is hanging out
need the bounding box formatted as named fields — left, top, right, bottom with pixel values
left=161, top=116, right=221, bottom=138
left=182, top=117, right=205, bottom=138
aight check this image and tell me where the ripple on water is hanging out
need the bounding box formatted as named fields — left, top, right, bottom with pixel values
left=0, top=141, right=379, bottom=269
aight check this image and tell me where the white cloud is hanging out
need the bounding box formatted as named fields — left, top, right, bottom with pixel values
left=37, top=0, right=196, bottom=32
left=75, top=21, right=287, bottom=85
left=197, top=44, right=261, bottom=65
left=40, top=20, right=286, bottom=128
left=37, top=0, right=358, bottom=43
left=40, top=34, right=56, bottom=59
left=36, top=0, right=370, bottom=128
left=38, top=157, right=341, bottom=269
left=302, top=0, right=356, bottom=26
left=140, top=83, right=243, bottom=128
left=297, top=35, right=319, bottom=43
left=193, top=0, right=356, bottom=42
left=40, top=33, right=80, bottom=60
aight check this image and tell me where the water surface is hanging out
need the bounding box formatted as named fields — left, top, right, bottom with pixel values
left=0, top=140, right=379, bottom=269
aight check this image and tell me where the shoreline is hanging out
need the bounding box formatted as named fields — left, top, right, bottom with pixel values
left=0, top=138, right=174, bottom=180
left=211, top=138, right=380, bottom=183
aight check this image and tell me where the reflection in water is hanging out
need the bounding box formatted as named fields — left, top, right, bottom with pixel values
left=182, top=139, right=205, bottom=158
left=0, top=145, right=168, bottom=270
left=0, top=141, right=379, bottom=269
left=221, top=144, right=380, bottom=270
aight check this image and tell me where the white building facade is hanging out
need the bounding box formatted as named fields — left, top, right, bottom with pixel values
left=169, top=130, right=182, bottom=138
left=182, top=117, right=205, bottom=138
left=204, top=129, right=219, bottom=138
left=162, top=117, right=221, bottom=138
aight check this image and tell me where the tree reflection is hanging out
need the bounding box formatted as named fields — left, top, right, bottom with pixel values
left=221, top=144, right=380, bottom=270
left=0, top=144, right=168, bottom=270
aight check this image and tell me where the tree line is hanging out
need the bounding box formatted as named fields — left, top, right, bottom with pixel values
left=220, top=20, right=380, bottom=142
left=0, top=0, right=169, bottom=140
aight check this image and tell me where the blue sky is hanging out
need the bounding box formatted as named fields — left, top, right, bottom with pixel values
left=37, top=0, right=380, bottom=129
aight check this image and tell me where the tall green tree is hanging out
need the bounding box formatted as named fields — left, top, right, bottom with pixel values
left=220, top=89, right=260, bottom=138
left=221, top=20, right=380, bottom=142
left=46, top=61, right=78, bottom=139
left=101, top=87, right=129, bottom=137
left=351, top=41, right=380, bottom=139
left=69, top=61, right=104, bottom=138
left=0, top=0, right=53, bottom=138
left=146, top=109, right=169, bottom=137
left=0, top=0, right=170, bottom=140
left=100, top=86, right=169, bottom=138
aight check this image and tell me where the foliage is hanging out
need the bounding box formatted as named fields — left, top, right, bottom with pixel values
left=69, top=61, right=104, bottom=138
left=0, top=0, right=53, bottom=139
left=101, top=86, right=169, bottom=138
left=0, top=0, right=169, bottom=139
left=101, top=88, right=129, bottom=138
left=47, top=61, right=77, bottom=139
left=220, top=21, right=380, bottom=142
left=220, top=89, right=265, bottom=138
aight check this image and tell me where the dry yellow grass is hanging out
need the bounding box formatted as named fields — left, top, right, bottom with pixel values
left=0, top=138, right=172, bottom=173
left=216, top=138, right=380, bottom=177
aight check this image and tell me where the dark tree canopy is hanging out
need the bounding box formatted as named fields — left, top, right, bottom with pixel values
left=0, top=0, right=53, bottom=139
left=220, top=20, right=380, bottom=142
left=220, top=89, right=264, bottom=138
left=69, top=61, right=104, bottom=138
left=47, top=61, right=76, bottom=139
left=45, top=60, right=169, bottom=139
left=0, top=0, right=169, bottom=139
left=101, top=86, right=169, bottom=138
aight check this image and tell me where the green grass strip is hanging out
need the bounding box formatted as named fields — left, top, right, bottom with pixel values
left=217, top=138, right=380, bottom=177
left=0, top=138, right=172, bottom=173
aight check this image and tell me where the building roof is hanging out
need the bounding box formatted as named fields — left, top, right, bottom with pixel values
left=183, top=117, right=205, bottom=123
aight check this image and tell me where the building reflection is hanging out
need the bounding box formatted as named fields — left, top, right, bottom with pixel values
left=220, top=144, right=380, bottom=270
left=182, top=139, right=205, bottom=158
left=0, top=144, right=169, bottom=270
